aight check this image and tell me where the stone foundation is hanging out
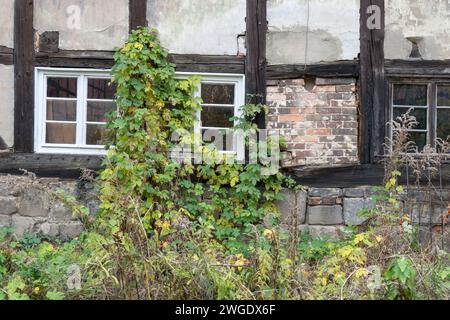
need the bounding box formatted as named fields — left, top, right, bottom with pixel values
left=1, top=174, right=448, bottom=248
left=0, top=175, right=98, bottom=239
left=277, top=186, right=450, bottom=246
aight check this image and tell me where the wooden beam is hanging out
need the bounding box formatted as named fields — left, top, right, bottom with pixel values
left=170, top=54, right=245, bottom=74
left=288, top=163, right=450, bottom=188
left=35, top=50, right=116, bottom=69
left=359, top=0, right=386, bottom=164
left=34, top=50, right=245, bottom=73
left=267, top=61, right=359, bottom=80
left=0, top=153, right=103, bottom=178
left=14, top=0, right=34, bottom=153
left=386, top=59, right=450, bottom=77
left=129, top=0, right=148, bottom=32
left=246, top=0, right=267, bottom=129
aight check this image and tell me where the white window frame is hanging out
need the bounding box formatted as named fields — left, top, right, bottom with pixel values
left=35, top=67, right=113, bottom=155
left=35, top=68, right=246, bottom=159
left=176, top=72, right=246, bottom=162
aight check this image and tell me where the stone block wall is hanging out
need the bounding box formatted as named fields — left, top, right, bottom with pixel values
left=277, top=187, right=450, bottom=247
left=266, top=77, right=359, bottom=167
left=0, top=176, right=98, bottom=239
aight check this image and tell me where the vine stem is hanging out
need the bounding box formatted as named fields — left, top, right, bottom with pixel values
left=340, top=268, right=359, bottom=300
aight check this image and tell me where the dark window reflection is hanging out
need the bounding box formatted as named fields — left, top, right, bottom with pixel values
left=409, top=132, right=427, bottom=151
left=437, top=85, right=450, bottom=107
left=201, top=106, right=234, bottom=128
left=86, top=124, right=107, bottom=146
left=393, top=84, right=428, bottom=106
left=393, top=107, right=427, bottom=130
left=46, top=100, right=77, bottom=121
left=47, top=78, right=77, bottom=98
left=201, top=84, right=235, bottom=105
left=46, top=123, right=76, bottom=144
left=437, top=108, right=450, bottom=141
left=88, top=78, right=116, bottom=100
left=87, top=101, right=116, bottom=122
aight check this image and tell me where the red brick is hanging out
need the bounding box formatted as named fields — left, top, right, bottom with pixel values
left=306, top=128, right=332, bottom=136
left=278, top=114, right=305, bottom=122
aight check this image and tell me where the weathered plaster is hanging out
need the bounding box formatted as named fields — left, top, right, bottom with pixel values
left=0, top=0, right=14, bottom=48
left=147, top=0, right=246, bottom=55
left=34, top=0, right=129, bottom=51
left=0, top=65, right=14, bottom=148
left=385, top=0, right=450, bottom=60
left=267, top=0, right=360, bottom=65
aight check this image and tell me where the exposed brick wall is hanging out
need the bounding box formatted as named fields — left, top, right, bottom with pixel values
left=267, top=77, right=360, bottom=167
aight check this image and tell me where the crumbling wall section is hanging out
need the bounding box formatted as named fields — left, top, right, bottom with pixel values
left=385, top=0, right=450, bottom=60
left=0, top=0, right=14, bottom=48
left=147, top=0, right=246, bottom=55
left=266, top=0, right=360, bottom=65
left=267, top=77, right=359, bottom=167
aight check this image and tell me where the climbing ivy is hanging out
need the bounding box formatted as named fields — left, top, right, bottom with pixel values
left=97, top=28, right=295, bottom=253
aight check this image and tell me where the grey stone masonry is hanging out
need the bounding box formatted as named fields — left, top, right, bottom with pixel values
left=275, top=185, right=449, bottom=243
left=0, top=174, right=99, bottom=239
left=276, top=188, right=307, bottom=225
left=0, top=174, right=448, bottom=245
left=308, top=206, right=344, bottom=225
left=343, top=198, right=373, bottom=226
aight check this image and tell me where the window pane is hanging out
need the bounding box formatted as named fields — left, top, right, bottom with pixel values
left=437, top=85, right=450, bottom=107
left=437, top=108, right=450, bottom=141
left=201, top=84, right=235, bottom=104
left=393, top=107, right=427, bottom=130
left=47, top=78, right=77, bottom=98
left=409, top=132, right=427, bottom=151
left=46, top=123, right=76, bottom=144
left=86, top=124, right=106, bottom=145
left=87, top=101, right=116, bottom=122
left=88, top=78, right=116, bottom=100
left=201, top=106, right=234, bottom=128
left=393, top=84, right=427, bottom=106
left=202, top=128, right=233, bottom=152
left=46, top=100, right=77, bottom=121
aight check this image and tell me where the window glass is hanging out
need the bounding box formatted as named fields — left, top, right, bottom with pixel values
left=86, top=124, right=107, bottom=146
left=47, top=78, right=77, bottom=98
left=437, top=108, right=450, bottom=141
left=393, top=107, right=427, bottom=130
left=87, top=101, right=116, bottom=123
left=46, top=123, right=76, bottom=144
left=393, top=84, right=428, bottom=106
left=201, top=106, right=234, bottom=128
left=409, top=132, right=427, bottom=151
left=88, top=78, right=116, bottom=100
left=46, top=100, right=77, bottom=122
left=437, top=85, right=450, bottom=107
left=201, top=84, right=235, bottom=105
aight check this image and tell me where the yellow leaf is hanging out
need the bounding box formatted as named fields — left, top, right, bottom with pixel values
left=355, top=268, right=369, bottom=278
left=230, top=176, right=239, bottom=187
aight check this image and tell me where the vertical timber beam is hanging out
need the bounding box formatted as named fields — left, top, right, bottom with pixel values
left=359, top=0, right=386, bottom=163
left=246, top=0, right=267, bottom=129
left=14, top=0, right=35, bottom=152
left=129, top=0, right=148, bottom=32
